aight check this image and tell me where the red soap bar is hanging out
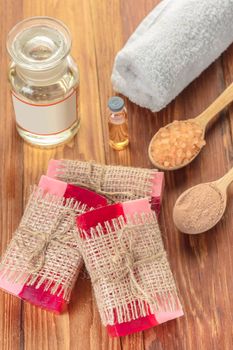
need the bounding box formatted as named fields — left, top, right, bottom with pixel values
left=65, top=183, right=107, bottom=208
left=77, top=202, right=124, bottom=235
left=19, top=281, right=66, bottom=313
left=107, top=314, right=159, bottom=337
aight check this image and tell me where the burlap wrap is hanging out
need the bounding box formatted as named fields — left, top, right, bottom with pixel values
left=77, top=211, right=181, bottom=326
left=55, top=160, right=159, bottom=202
left=0, top=186, right=87, bottom=301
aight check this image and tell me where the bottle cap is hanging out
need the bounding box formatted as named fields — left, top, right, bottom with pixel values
left=108, top=96, right=124, bottom=112
left=7, top=17, right=71, bottom=71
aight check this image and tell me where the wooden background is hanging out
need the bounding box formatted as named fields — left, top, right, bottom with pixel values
left=0, top=0, right=233, bottom=349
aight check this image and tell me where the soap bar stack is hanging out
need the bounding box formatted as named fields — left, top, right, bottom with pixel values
left=0, top=159, right=183, bottom=337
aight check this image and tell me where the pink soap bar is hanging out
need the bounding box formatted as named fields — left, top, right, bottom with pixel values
left=150, top=172, right=164, bottom=215
left=0, top=176, right=107, bottom=313
left=46, top=159, right=60, bottom=178
left=39, top=175, right=107, bottom=208
left=76, top=198, right=183, bottom=337
left=46, top=159, right=164, bottom=215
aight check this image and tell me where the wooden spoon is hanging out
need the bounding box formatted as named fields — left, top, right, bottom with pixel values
left=173, top=167, right=233, bottom=234
left=148, top=82, right=233, bottom=171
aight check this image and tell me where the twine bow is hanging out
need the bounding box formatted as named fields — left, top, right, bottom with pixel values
left=15, top=210, right=76, bottom=274
left=73, top=162, right=137, bottom=203
left=93, top=223, right=164, bottom=305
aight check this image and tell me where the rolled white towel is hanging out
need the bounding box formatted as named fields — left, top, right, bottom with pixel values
left=111, top=0, right=233, bottom=112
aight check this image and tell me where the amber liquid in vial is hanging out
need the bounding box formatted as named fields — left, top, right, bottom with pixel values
left=108, top=109, right=129, bottom=150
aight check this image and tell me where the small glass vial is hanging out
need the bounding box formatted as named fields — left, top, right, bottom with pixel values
left=7, top=17, right=80, bottom=147
left=108, top=97, right=129, bottom=150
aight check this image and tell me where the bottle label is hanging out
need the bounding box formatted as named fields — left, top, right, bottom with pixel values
left=11, top=89, right=77, bottom=135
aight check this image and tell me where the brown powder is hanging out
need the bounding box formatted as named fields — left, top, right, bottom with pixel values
left=150, top=120, right=206, bottom=169
left=173, top=183, right=225, bottom=234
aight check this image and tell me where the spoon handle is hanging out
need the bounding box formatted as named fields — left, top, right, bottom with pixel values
left=216, top=166, right=233, bottom=192
left=195, top=82, right=233, bottom=129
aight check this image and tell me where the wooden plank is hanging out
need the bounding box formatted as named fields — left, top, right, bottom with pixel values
left=89, top=0, right=130, bottom=166
left=0, top=1, right=24, bottom=350
left=21, top=1, right=111, bottom=350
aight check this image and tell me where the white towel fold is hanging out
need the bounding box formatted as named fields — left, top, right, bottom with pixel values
left=111, top=0, right=233, bottom=112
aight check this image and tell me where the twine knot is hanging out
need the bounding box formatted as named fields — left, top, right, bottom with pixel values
left=124, top=253, right=135, bottom=271
left=94, top=223, right=165, bottom=306
left=16, top=210, right=76, bottom=274
left=26, top=231, right=50, bottom=272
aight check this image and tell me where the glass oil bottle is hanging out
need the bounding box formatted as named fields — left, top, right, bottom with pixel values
left=7, top=17, right=80, bottom=147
